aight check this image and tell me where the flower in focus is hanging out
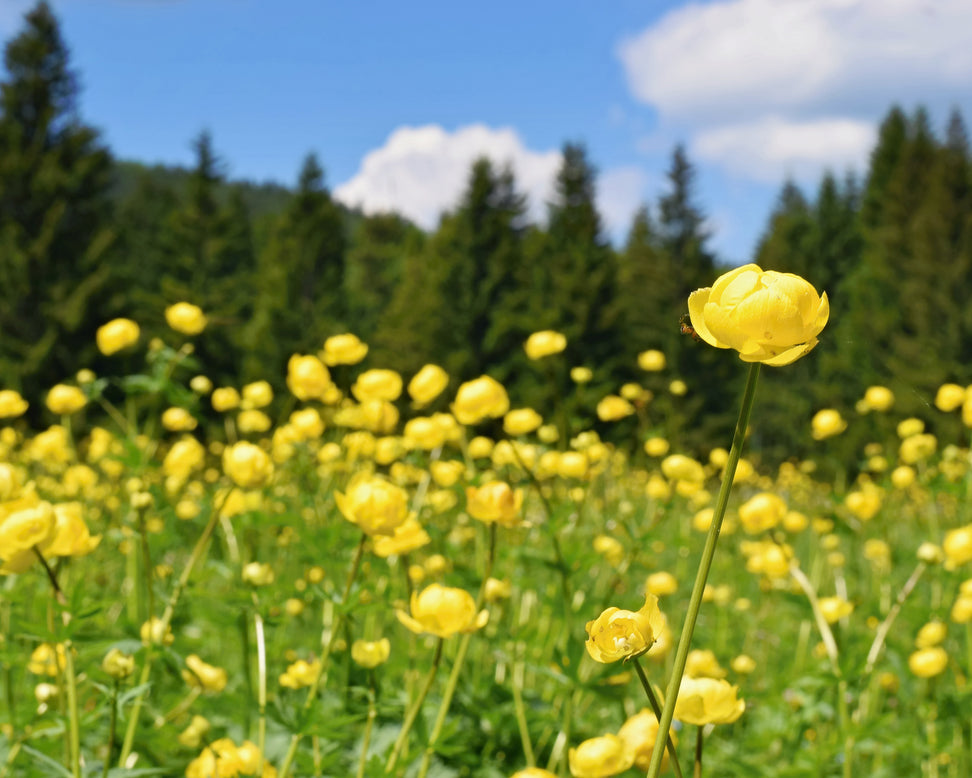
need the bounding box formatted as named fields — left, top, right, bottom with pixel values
left=223, top=442, right=274, bottom=489
left=165, top=302, right=207, bottom=335
left=811, top=409, right=847, bottom=440
left=335, top=474, right=409, bottom=536
left=585, top=593, right=664, bottom=663
left=0, top=389, right=28, bottom=418
left=567, top=734, right=634, bottom=778
left=396, top=584, right=488, bottom=638
left=46, top=384, right=86, bottom=415
left=351, top=638, right=391, bottom=668
left=96, top=318, right=140, bottom=355
left=908, top=646, right=948, bottom=678
left=637, top=349, right=666, bottom=372
left=408, top=364, right=449, bottom=406
left=687, top=264, right=828, bottom=365
left=322, top=333, right=368, bottom=365
left=287, top=355, right=332, bottom=401
left=452, top=375, right=509, bottom=425
left=524, top=330, right=567, bottom=360
left=674, top=677, right=746, bottom=725
left=466, top=481, right=523, bottom=527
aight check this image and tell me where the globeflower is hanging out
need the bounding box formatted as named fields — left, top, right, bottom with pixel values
left=936, top=383, right=966, bottom=412
left=335, top=474, right=409, bottom=536
left=321, top=333, right=368, bottom=365
left=351, top=638, right=391, bottom=668
left=567, top=734, right=635, bottom=778
left=164, top=302, right=207, bottom=335
left=0, top=389, right=28, bottom=418
left=908, top=646, right=948, bottom=678
left=452, top=375, right=509, bottom=425
left=673, top=677, right=745, bottom=725
left=46, top=384, right=86, bottom=415
left=407, top=364, right=449, bottom=406
left=352, top=369, right=403, bottom=402
left=585, top=593, right=664, bottom=663
left=182, top=654, right=228, bottom=692
left=943, top=524, right=972, bottom=567
left=466, top=482, right=523, bottom=526
left=96, top=318, right=140, bottom=355
left=222, top=442, right=274, bottom=489
left=687, top=263, right=828, bottom=365
left=811, top=409, right=847, bottom=440
left=618, top=709, right=676, bottom=772
left=862, top=386, right=895, bottom=412
left=596, top=395, right=634, bottom=422
left=395, top=584, right=488, bottom=638
left=637, top=349, right=666, bottom=372
left=524, top=330, right=566, bottom=360
left=287, top=354, right=332, bottom=401
left=503, top=408, right=543, bottom=436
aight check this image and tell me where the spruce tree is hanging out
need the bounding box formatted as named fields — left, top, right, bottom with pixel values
left=0, top=1, right=114, bottom=398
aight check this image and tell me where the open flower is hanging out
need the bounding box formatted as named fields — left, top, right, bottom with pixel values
left=673, top=676, right=746, bottom=725
left=688, top=264, right=828, bottom=366
left=585, top=593, right=664, bottom=663
left=335, top=474, right=409, bottom=537
left=568, top=734, right=634, bottom=778
left=396, top=584, right=488, bottom=638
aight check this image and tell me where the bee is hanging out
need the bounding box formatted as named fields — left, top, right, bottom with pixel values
left=679, top=313, right=701, bottom=342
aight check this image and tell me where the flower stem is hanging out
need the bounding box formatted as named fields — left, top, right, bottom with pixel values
left=102, top=679, right=119, bottom=778
left=633, top=658, right=683, bottom=778
left=646, top=362, right=761, bottom=778
left=694, top=726, right=704, bottom=778
left=511, top=649, right=535, bottom=768
left=356, top=672, right=377, bottom=778
left=385, top=638, right=444, bottom=774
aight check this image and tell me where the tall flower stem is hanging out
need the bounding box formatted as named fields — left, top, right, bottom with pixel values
left=278, top=533, right=367, bottom=778
left=646, top=362, right=761, bottom=778
left=694, top=726, right=704, bottom=778
left=633, top=658, right=683, bottom=778
left=385, top=638, right=444, bottom=774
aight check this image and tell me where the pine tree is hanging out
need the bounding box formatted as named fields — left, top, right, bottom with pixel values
left=0, top=1, right=114, bottom=399
left=615, top=206, right=671, bottom=353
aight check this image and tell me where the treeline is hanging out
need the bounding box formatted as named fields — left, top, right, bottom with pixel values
left=3, top=3, right=972, bottom=466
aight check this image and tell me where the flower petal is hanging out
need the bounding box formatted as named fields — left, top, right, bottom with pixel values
left=688, top=288, right=724, bottom=348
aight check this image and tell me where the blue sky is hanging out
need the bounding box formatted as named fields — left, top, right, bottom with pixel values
left=3, top=0, right=972, bottom=262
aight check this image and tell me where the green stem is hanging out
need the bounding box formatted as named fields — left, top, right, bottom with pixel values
left=253, top=604, right=268, bottom=773
left=356, top=673, right=377, bottom=778
left=385, top=638, right=444, bottom=774
left=102, top=680, right=119, bottom=778
left=646, top=362, right=761, bottom=778
left=633, top=659, right=683, bottom=778
left=278, top=533, right=367, bottom=778
left=511, top=650, right=535, bottom=768
left=694, top=726, right=704, bottom=778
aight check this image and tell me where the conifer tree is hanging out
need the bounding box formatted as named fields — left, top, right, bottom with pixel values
left=615, top=206, right=670, bottom=353
left=0, top=1, right=113, bottom=398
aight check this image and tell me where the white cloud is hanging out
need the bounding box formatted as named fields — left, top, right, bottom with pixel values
left=693, top=116, right=877, bottom=181
left=619, top=0, right=972, bottom=124
left=597, top=166, right=649, bottom=237
left=334, top=124, right=562, bottom=228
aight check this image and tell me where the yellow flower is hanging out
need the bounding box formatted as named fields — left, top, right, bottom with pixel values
left=28, top=643, right=67, bottom=676
left=915, top=621, right=947, bottom=648
left=637, top=349, right=666, bottom=372
left=862, top=386, right=895, bottom=412
left=687, top=263, right=828, bottom=365
left=211, top=387, right=241, bottom=412
left=891, top=465, right=915, bottom=489
left=660, top=454, right=705, bottom=483
left=669, top=379, right=688, bottom=396
left=512, top=769, right=558, bottom=778
left=0, top=389, right=28, bottom=418
left=818, top=596, right=854, bottom=624
left=845, top=484, right=883, bottom=522
left=371, top=517, right=430, bottom=557
left=222, top=442, right=274, bottom=489
left=102, top=648, right=134, bottom=680
left=908, top=646, right=948, bottom=678
left=585, top=593, right=664, bottom=663
left=465, top=481, right=523, bottom=526
left=685, top=648, right=727, bottom=678
left=567, top=734, right=634, bottom=778
left=161, top=406, right=197, bottom=432
left=408, top=364, right=449, bottom=406
left=190, top=375, right=212, bottom=394
left=593, top=535, right=625, bottom=566
left=674, top=677, right=746, bottom=725
left=164, top=302, right=207, bottom=335
left=0, top=501, right=55, bottom=560
left=731, top=654, right=757, bottom=674
left=335, top=474, right=409, bottom=536
left=322, top=333, right=368, bottom=365
left=238, top=409, right=272, bottom=434
left=452, top=375, right=509, bottom=425
left=140, top=617, right=174, bottom=646
left=182, top=654, right=228, bottom=692
left=289, top=408, right=324, bottom=440
left=163, top=436, right=206, bottom=480
left=242, top=380, right=273, bottom=409
left=645, top=571, right=677, bottom=597
left=557, top=451, right=588, bottom=479
left=279, top=659, right=320, bottom=689
left=643, top=437, right=669, bottom=457
left=943, top=524, right=972, bottom=567
left=618, top=709, right=675, bottom=772
left=484, top=577, right=512, bottom=602
left=352, top=369, right=403, bottom=402
left=467, top=436, right=495, bottom=459
left=241, top=561, right=275, bottom=586
left=429, top=459, right=464, bottom=487
left=41, top=502, right=100, bottom=558
left=524, top=330, right=567, bottom=360
left=899, top=433, right=936, bottom=464
left=596, top=395, right=634, bottom=422
left=351, top=638, right=391, bottom=668
left=287, top=354, right=331, bottom=401
left=811, top=409, right=847, bottom=440
left=951, top=594, right=972, bottom=623
left=396, top=584, right=488, bottom=638
left=570, top=366, right=593, bottom=384
left=46, top=384, right=86, bottom=415
left=936, top=383, right=966, bottom=412
left=504, top=408, right=543, bottom=436
left=738, top=492, right=787, bottom=534
left=96, top=318, right=140, bottom=355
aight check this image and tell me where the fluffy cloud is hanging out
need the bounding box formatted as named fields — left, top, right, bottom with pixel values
left=335, top=124, right=561, bottom=228
left=694, top=116, right=877, bottom=182
left=618, top=0, right=972, bottom=178
left=335, top=124, right=647, bottom=237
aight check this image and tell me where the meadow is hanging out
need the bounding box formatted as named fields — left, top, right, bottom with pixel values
left=1, top=284, right=972, bottom=778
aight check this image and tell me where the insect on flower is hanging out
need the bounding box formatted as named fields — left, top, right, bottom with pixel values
left=679, top=313, right=701, bottom=342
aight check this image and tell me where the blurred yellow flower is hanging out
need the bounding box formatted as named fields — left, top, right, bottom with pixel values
left=211, top=387, right=241, bottom=412
left=408, top=363, right=449, bottom=406
left=637, top=349, right=666, bottom=372
left=596, top=395, right=634, bottom=422
left=351, top=638, right=391, bottom=668
left=189, top=375, right=212, bottom=395
left=845, top=484, right=883, bottom=522
left=286, top=354, right=331, bottom=401
left=818, top=596, right=853, bottom=624
left=371, top=517, right=430, bottom=557
left=96, top=318, right=140, bottom=355
left=891, top=465, right=916, bottom=489
left=241, top=380, right=273, bottom=409
left=738, top=492, right=787, bottom=533
left=352, top=369, right=403, bottom=402
left=322, top=333, right=368, bottom=365
left=936, top=383, right=966, bottom=412
left=395, top=584, right=488, bottom=638
left=567, top=734, right=634, bottom=778
left=41, top=502, right=100, bottom=558
left=645, top=571, right=677, bottom=597
left=182, top=654, right=228, bottom=692
left=140, top=617, right=174, bottom=646
left=943, top=524, right=972, bottom=567
left=862, top=386, right=895, bottom=412
left=279, top=658, right=320, bottom=689
left=524, top=330, right=566, bottom=360
left=222, top=442, right=273, bottom=489
left=46, top=384, right=86, bottom=415
left=570, top=366, right=593, bottom=384
left=165, top=302, right=207, bottom=335
left=674, top=677, right=746, bottom=725
left=102, top=648, right=134, bottom=680
left=687, top=264, right=828, bottom=365
left=557, top=451, right=588, bottom=479
left=28, top=643, right=67, bottom=676
left=0, top=389, right=28, bottom=418
left=585, top=593, right=664, bottom=663
left=335, top=474, right=409, bottom=536
left=685, top=648, right=727, bottom=678
left=161, top=406, right=197, bottom=432
left=669, top=379, right=688, bottom=396
left=504, top=408, right=543, bottom=436
left=899, top=433, right=936, bottom=464
left=466, top=481, right=523, bottom=527
left=643, top=437, right=669, bottom=457
left=593, top=535, right=624, bottom=566
left=731, top=654, right=757, bottom=674
left=661, top=454, right=705, bottom=483
left=241, top=561, right=275, bottom=586
left=618, top=709, right=674, bottom=772
left=908, top=646, right=948, bottom=678
left=811, top=409, right=847, bottom=440
left=452, top=375, right=509, bottom=425
left=511, top=769, right=558, bottom=778
left=915, top=621, right=947, bottom=648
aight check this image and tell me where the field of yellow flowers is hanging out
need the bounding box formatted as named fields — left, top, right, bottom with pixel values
left=2, top=268, right=972, bottom=778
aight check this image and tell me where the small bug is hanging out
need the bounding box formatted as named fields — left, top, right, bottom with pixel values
left=679, top=313, right=701, bottom=342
